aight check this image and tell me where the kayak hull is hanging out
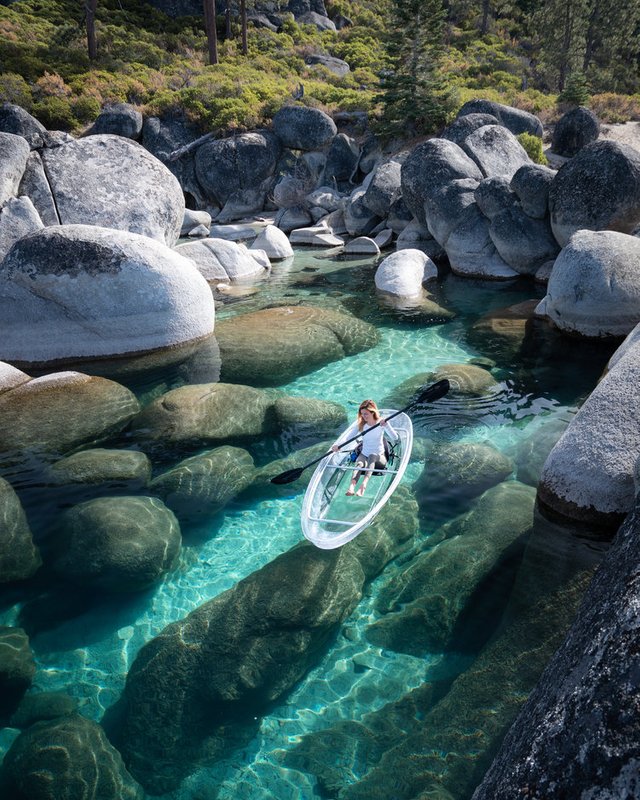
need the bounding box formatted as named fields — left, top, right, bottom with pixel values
left=301, top=410, right=413, bottom=549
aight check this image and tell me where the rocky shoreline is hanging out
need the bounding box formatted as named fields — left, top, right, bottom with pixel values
left=0, top=96, right=639, bottom=797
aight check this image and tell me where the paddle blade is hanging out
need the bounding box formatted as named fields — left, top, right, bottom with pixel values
left=270, top=466, right=305, bottom=485
left=416, top=378, right=450, bottom=404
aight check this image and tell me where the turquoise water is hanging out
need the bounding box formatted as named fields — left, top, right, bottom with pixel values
left=0, top=246, right=614, bottom=797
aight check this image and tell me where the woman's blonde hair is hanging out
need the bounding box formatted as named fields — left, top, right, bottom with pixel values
left=357, top=400, right=381, bottom=431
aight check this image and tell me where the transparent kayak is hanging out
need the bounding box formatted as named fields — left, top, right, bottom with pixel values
left=301, top=410, right=413, bottom=549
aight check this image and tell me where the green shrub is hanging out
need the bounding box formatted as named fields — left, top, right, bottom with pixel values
left=31, top=95, right=76, bottom=129
left=589, top=92, right=640, bottom=123
left=517, top=132, right=548, bottom=165
left=0, top=72, right=32, bottom=108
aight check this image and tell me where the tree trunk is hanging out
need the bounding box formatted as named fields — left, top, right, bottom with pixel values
left=86, top=0, right=98, bottom=60
left=480, top=0, right=490, bottom=35
left=226, top=0, right=232, bottom=39
left=240, top=0, right=248, bottom=55
left=203, top=0, right=218, bottom=65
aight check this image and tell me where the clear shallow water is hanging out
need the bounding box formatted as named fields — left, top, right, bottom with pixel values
left=0, top=246, right=615, bottom=798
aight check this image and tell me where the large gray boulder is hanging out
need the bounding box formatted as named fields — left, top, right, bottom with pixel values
left=537, top=331, right=640, bottom=527
left=460, top=124, right=531, bottom=180
left=323, top=132, right=359, bottom=186
left=0, top=195, right=43, bottom=261
left=362, top=160, right=402, bottom=217
left=250, top=224, right=294, bottom=259
left=401, top=138, right=483, bottom=226
left=194, top=131, right=280, bottom=208
left=272, top=105, right=337, bottom=151
left=18, top=151, right=59, bottom=225
left=112, top=490, right=416, bottom=794
left=456, top=99, right=543, bottom=138
left=0, top=477, right=41, bottom=584
left=175, top=237, right=266, bottom=282
left=296, top=10, right=336, bottom=29
left=54, top=496, right=181, bottom=592
left=510, top=163, right=555, bottom=219
left=0, top=131, right=30, bottom=207
left=0, top=371, right=139, bottom=456
left=215, top=305, right=379, bottom=385
left=535, top=230, right=640, bottom=337
left=441, top=112, right=500, bottom=145
left=0, top=224, right=215, bottom=366
left=0, top=102, right=46, bottom=145
left=548, top=140, right=640, bottom=246
left=472, top=496, right=640, bottom=800
left=374, top=249, right=438, bottom=297
left=489, top=205, right=560, bottom=275
left=2, top=714, right=144, bottom=800
left=344, top=187, right=380, bottom=235
left=474, top=176, right=517, bottom=220
left=89, top=102, right=143, bottom=139
left=142, top=115, right=209, bottom=209
left=551, top=105, right=600, bottom=157
left=41, top=134, right=185, bottom=245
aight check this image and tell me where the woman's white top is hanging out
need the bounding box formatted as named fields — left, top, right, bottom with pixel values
left=361, top=422, right=398, bottom=457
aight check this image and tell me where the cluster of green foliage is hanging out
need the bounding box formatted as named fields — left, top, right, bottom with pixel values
left=0, top=0, right=639, bottom=137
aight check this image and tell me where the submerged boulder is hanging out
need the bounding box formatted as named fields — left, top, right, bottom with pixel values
left=129, top=382, right=276, bottom=453
left=0, top=626, right=36, bottom=717
left=0, top=224, right=215, bottom=366
left=49, top=448, right=152, bottom=489
left=0, top=371, right=139, bottom=457
left=112, top=490, right=416, bottom=794
left=54, top=496, right=181, bottom=592
left=215, top=305, right=379, bottom=385
left=149, top=446, right=255, bottom=525
left=0, top=477, right=41, bottom=584
left=367, top=482, right=535, bottom=654
left=2, top=714, right=143, bottom=800
left=41, top=134, right=184, bottom=245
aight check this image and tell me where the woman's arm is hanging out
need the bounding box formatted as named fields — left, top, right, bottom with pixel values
left=380, top=420, right=399, bottom=440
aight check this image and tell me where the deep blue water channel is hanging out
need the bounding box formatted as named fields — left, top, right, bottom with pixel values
left=0, top=246, right=615, bottom=798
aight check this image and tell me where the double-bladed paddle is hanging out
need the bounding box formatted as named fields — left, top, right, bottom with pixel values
left=270, top=378, right=450, bottom=485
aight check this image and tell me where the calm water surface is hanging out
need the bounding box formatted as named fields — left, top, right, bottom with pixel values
left=0, top=246, right=614, bottom=798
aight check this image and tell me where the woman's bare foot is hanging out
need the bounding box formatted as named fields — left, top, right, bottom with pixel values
left=346, top=486, right=356, bottom=496
left=356, top=485, right=366, bottom=497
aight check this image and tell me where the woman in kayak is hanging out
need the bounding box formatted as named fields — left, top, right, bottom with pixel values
left=333, top=399, right=399, bottom=497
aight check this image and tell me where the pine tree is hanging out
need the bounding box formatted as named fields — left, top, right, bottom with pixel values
left=532, top=0, right=590, bottom=91
left=379, top=0, right=455, bottom=137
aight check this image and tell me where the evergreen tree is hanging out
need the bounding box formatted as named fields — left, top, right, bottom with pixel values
left=379, top=0, right=455, bottom=137
left=532, top=0, right=590, bottom=90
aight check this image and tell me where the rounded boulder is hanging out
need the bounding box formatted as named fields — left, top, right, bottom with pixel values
left=551, top=106, right=600, bottom=157
left=54, top=496, right=181, bottom=592
left=272, top=105, right=337, bottom=151
left=374, top=249, right=438, bottom=298
left=0, top=224, right=215, bottom=366
left=41, top=134, right=184, bottom=245
left=549, top=140, right=640, bottom=246
left=536, top=230, right=640, bottom=337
